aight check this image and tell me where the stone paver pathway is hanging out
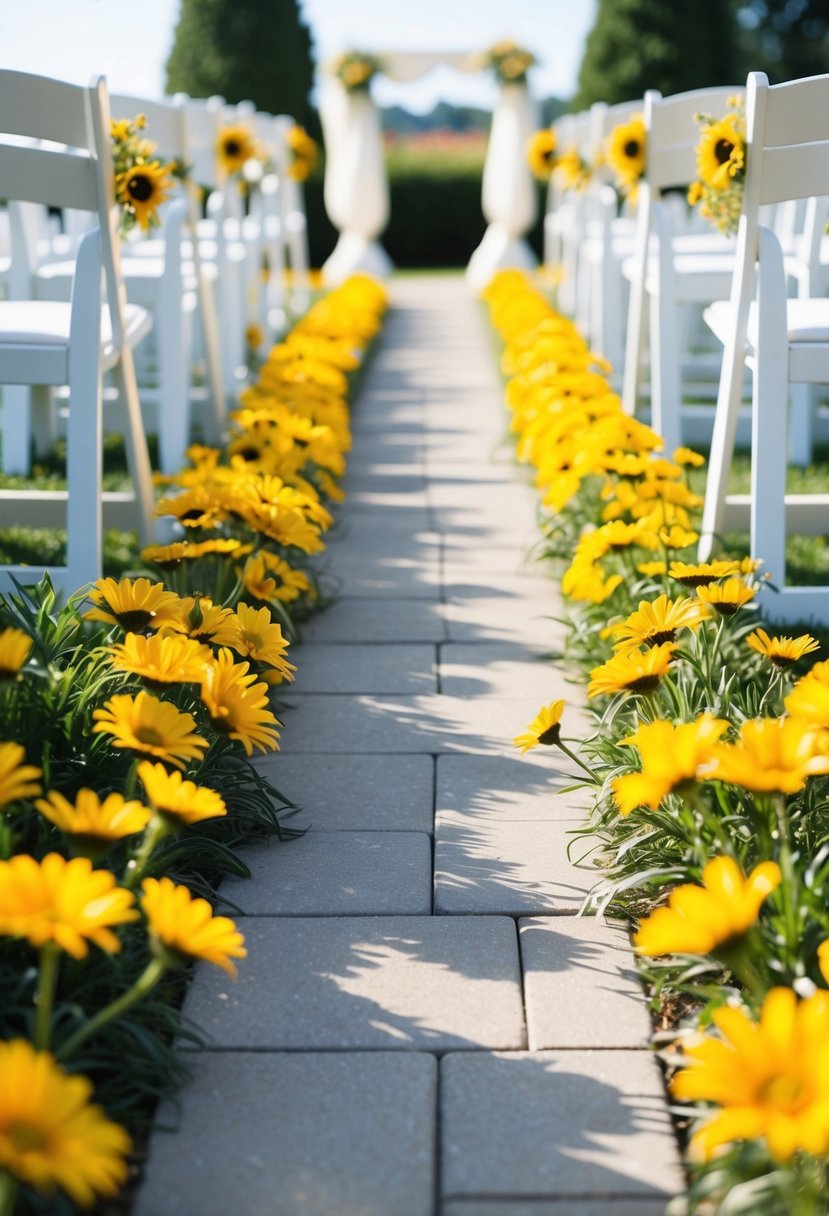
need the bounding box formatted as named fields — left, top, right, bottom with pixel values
left=135, top=276, right=683, bottom=1216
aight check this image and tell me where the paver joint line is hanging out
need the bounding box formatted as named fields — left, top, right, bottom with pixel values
left=135, top=275, right=678, bottom=1216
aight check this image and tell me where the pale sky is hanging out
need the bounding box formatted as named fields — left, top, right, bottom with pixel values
left=0, top=0, right=596, bottom=112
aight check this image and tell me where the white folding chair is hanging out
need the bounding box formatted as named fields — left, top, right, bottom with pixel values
left=621, top=85, right=742, bottom=454
left=575, top=99, right=641, bottom=375
left=29, top=93, right=225, bottom=474
left=698, top=70, right=829, bottom=622
left=0, top=70, right=155, bottom=594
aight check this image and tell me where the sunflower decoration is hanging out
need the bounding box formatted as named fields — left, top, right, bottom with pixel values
left=216, top=123, right=260, bottom=178
left=330, top=50, right=383, bottom=92
left=527, top=129, right=558, bottom=181
left=484, top=39, right=537, bottom=84
left=687, top=96, right=746, bottom=237
left=553, top=146, right=591, bottom=191
left=605, top=114, right=646, bottom=200
left=110, top=113, right=177, bottom=236
left=286, top=124, right=319, bottom=182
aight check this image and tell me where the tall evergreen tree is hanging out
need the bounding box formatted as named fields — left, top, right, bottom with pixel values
left=574, top=0, right=740, bottom=108
left=165, top=0, right=315, bottom=128
left=733, top=0, right=829, bottom=82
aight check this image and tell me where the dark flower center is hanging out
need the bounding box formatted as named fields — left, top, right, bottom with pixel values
left=711, top=601, right=740, bottom=616
left=135, top=726, right=164, bottom=747
left=237, top=447, right=261, bottom=462
left=127, top=174, right=154, bottom=203
left=645, top=629, right=676, bottom=646
left=537, top=724, right=561, bottom=746
left=677, top=574, right=718, bottom=588
left=115, top=609, right=154, bottom=631
left=625, top=674, right=663, bottom=693
left=224, top=139, right=241, bottom=157
left=714, top=138, right=734, bottom=165
left=624, top=139, right=641, bottom=158
left=179, top=509, right=206, bottom=523
left=769, top=655, right=796, bottom=670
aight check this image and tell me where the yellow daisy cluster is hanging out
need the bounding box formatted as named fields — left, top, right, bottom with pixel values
left=490, top=266, right=829, bottom=1192
left=0, top=273, right=388, bottom=1209
left=687, top=96, right=746, bottom=237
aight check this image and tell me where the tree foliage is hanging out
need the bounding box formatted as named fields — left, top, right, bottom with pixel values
left=573, top=0, right=741, bottom=108
left=734, top=0, right=829, bottom=81
left=165, top=0, right=315, bottom=128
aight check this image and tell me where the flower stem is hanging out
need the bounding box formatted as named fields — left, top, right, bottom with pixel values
left=57, top=957, right=167, bottom=1062
left=123, top=816, right=168, bottom=890
left=33, top=945, right=60, bottom=1051
left=556, top=740, right=600, bottom=782
left=0, top=1171, right=18, bottom=1216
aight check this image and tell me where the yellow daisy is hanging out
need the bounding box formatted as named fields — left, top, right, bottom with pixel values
left=92, top=692, right=208, bottom=771
left=226, top=604, right=296, bottom=683
left=0, top=742, right=42, bottom=809
left=588, top=643, right=674, bottom=699
left=0, top=1039, right=131, bottom=1206
left=0, top=628, right=33, bottom=679
left=527, top=129, right=557, bottom=180
left=35, top=790, right=151, bottom=850
left=141, top=876, right=246, bottom=976
left=746, top=629, right=819, bottom=669
left=200, top=649, right=280, bottom=755
left=513, top=700, right=565, bottom=754
left=672, top=987, right=829, bottom=1163
left=0, top=853, right=138, bottom=958
left=708, top=716, right=829, bottom=794
left=696, top=577, right=756, bottom=616
left=635, top=855, right=781, bottom=956
left=84, top=578, right=181, bottom=633
left=697, top=114, right=746, bottom=190
left=216, top=124, right=258, bottom=176
left=610, top=594, right=709, bottom=651
left=137, top=761, right=226, bottom=827
left=106, top=631, right=210, bottom=685
left=612, top=715, right=728, bottom=815
left=116, top=161, right=173, bottom=230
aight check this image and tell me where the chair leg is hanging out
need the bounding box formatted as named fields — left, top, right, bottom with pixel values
left=157, top=285, right=191, bottom=475
left=30, top=385, right=57, bottom=459
left=114, top=344, right=156, bottom=546
left=751, top=229, right=789, bottom=588
left=789, top=382, right=814, bottom=468
left=196, top=267, right=225, bottom=442
left=649, top=288, right=683, bottom=456
left=1, top=386, right=33, bottom=475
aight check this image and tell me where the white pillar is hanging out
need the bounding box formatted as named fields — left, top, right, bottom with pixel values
left=321, top=82, right=393, bottom=284
left=466, top=81, right=539, bottom=289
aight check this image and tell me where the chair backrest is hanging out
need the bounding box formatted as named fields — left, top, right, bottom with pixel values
left=175, top=94, right=224, bottom=189
left=645, top=84, right=742, bottom=193
left=0, top=70, right=130, bottom=341
left=109, top=92, right=190, bottom=165
left=746, top=70, right=829, bottom=209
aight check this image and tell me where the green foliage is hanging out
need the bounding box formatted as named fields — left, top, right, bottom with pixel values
left=734, top=0, right=829, bottom=82
left=165, top=0, right=316, bottom=129
left=305, top=148, right=546, bottom=269
left=574, top=0, right=741, bottom=109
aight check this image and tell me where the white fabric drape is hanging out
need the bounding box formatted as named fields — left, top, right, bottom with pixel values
left=321, top=79, right=392, bottom=284
left=467, top=81, right=540, bottom=288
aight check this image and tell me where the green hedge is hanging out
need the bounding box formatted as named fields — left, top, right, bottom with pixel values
left=305, top=148, right=545, bottom=269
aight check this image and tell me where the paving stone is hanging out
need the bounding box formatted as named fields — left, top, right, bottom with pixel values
left=290, top=643, right=437, bottom=694
left=277, top=694, right=560, bottom=755
left=326, top=517, right=438, bottom=551
left=441, top=1051, right=683, bottom=1200
left=253, top=753, right=434, bottom=832
left=436, top=755, right=590, bottom=823
left=219, top=832, right=432, bottom=916
left=441, top=1202, right=668, bottom=1215
left=135, top=1052, right=436, bottom=1216
left=322, top=554, right=441, bottom=600
left=184, top=916, right=526, bottom=1049
left=298, top=599, right=447, bottom=643
left=442, top=572, right=561, bottom=600
left=443, top=597, right=569, bottom=647
left=434, top=817, right=599, bottom=914
left=439, top=643, right=578, bottom=699
left=519, top=918, right=652, bottom=1048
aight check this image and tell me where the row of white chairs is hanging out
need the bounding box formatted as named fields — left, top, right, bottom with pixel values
left=0, top=70, right=312, bottom=594
left=545, top=70, right=829, bottom=623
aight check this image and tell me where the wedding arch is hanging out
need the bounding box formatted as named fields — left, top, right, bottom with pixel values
left=319, top=49, right=540, bottom=288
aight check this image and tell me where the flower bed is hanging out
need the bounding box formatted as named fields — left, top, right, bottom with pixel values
left=0, top=274, right=387, bottom=1216
left=484, top=269, right=829, bottom=1214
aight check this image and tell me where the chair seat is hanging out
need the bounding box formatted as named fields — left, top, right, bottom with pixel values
left=0, top=300, right=152, bottom=363
left=706, top=297, right=829, bottom=347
